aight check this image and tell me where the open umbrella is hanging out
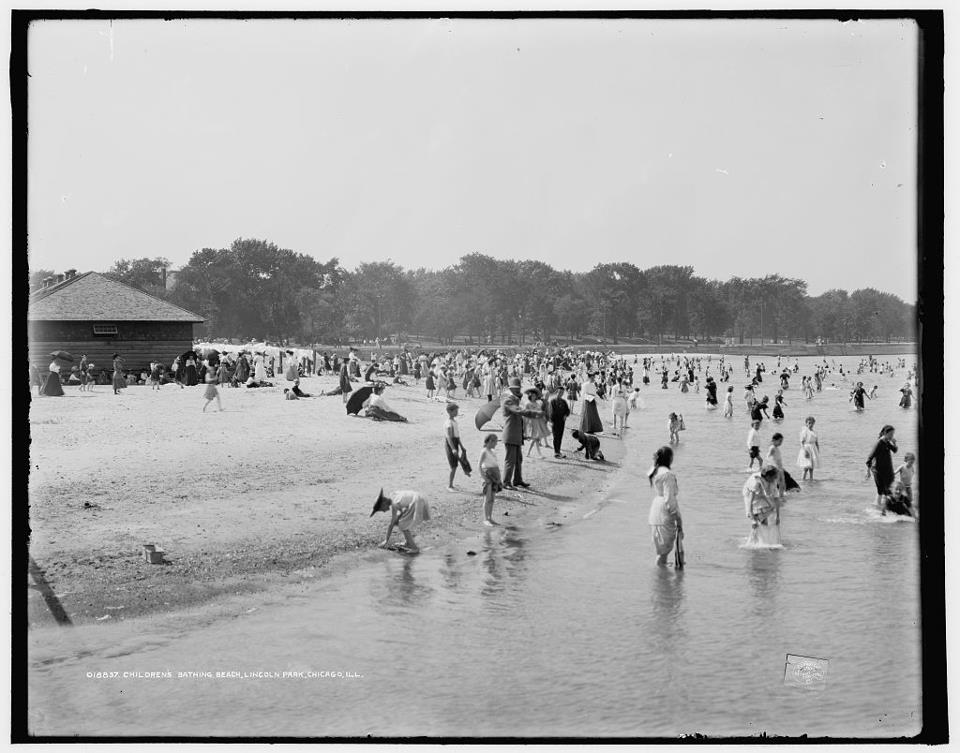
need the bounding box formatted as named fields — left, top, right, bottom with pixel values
left=474, top=399, right=500, bottom=431
left=49, top=350, right=74, bottom=362
left=346, top=385, right=374, bottom=415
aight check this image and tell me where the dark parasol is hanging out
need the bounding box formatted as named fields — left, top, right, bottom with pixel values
left=346, top=385, right=374, bottom=415
left=474, top=399, right=500, bottom=431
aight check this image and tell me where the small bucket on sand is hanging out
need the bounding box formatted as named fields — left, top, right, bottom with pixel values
left=142, top=544, right=164, bottom=564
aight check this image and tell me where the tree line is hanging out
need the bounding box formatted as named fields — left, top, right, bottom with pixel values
left=29, top=238, right=916, bottom=346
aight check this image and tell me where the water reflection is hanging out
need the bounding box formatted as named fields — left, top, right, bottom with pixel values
left=647, top=566, right=687, bottom=659
left=372, top=555, right=435, bottom=611
left=744, top=549, right=782, bottom=614
left=479, top=526, right=528, bottom=601
left=439, top=552, right=463, bottom=593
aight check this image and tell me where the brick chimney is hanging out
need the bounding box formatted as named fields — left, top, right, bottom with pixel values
left=65, top=269, right=77, bottom=279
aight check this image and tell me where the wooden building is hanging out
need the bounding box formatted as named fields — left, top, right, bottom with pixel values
left=28, top=271, right=204, bottom=372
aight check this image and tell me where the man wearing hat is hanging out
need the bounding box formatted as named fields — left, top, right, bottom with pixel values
left=501, top=376, right=541, bottom=489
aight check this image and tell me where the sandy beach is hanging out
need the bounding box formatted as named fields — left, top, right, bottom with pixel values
left=26, top=374, right=627, bottom=627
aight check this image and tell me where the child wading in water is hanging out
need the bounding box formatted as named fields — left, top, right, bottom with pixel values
left=443, top=403, right=470, bottom=491
left=371, top=488, right=432, bottom=553
left=746, top=420, right=762, bottom=470
left=478, top=433, right=504, bottom=526
left=894, top=452, right=916, bottom=503
left=667, top=412, right=684, bottom=444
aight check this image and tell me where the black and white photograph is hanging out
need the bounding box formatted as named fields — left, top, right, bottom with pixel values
left=13, top=7, right=946, bottom=741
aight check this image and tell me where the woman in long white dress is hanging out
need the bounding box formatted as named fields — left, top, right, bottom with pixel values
left=797, top=415, right=821, bottom=481
left=743, top=465, right=781, bottom=547
left=648, top=446, right=683, bottom=566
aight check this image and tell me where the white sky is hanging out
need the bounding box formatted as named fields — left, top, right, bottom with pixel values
left=28, top=17, right=918, bottom=299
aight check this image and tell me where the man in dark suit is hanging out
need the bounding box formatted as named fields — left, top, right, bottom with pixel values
left=547, top=387, right=570, bottom=459
left=501, top=376, right=539, bottom=489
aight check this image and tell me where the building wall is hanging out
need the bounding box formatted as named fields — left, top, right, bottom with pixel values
left=29, top=321, right=197, bottom=372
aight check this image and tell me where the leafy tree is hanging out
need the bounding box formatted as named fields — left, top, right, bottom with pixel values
left=638, top=265, right=694, bottom=342
left=103, top=257, right=172, bottom=297
left=807, top=289, right=851, bottom=343
left=170, top=239, right=340, bottom=342
left=343, top=261, right=414, bottom=342
left=688, top=277, right=731, bottom=340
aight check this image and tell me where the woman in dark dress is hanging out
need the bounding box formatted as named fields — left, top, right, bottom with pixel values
left=234, top=353, right=250, bottom=383
left=183, top=355, right=199, bottom=386
left=579, top=374, right=604, bottom=434
left=850, top=382, right=868, bottom=411
left=898, top=383, right=913, bottom=409
left=705, top=377, right=718, bottom=408
left=111, top=354, right=125, bottom=395
left=41, top=359, right=64, bottom=396
left=772, top=391, right=786, bottom=421
left=865, top=424, right=898, bottom=512
left=339, top=358, right=353, bottom=404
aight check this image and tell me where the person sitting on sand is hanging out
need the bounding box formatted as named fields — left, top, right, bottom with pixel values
left=371, top=488, right=432, bottom=553
left=363, top=383, right=408, bottom=422
left=291, top=378, right=312, bottom=398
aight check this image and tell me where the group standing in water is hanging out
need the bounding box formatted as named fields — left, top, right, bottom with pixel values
left=639, top=352, right=918, bottom=565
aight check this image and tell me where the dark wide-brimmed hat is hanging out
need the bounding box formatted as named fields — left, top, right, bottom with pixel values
left=508, top=376, right=522, bottom=390
left=370, top=488, right=387, bottom=517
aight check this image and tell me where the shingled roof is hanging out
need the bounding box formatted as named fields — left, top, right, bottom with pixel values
left=28, top=272, right=204, bottom=322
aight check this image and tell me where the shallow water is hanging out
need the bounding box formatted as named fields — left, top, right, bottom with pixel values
left=29, top=355, right=921, bottom=737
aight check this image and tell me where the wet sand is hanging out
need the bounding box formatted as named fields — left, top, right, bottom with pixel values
left=26, top=375, right=627, bottom=626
